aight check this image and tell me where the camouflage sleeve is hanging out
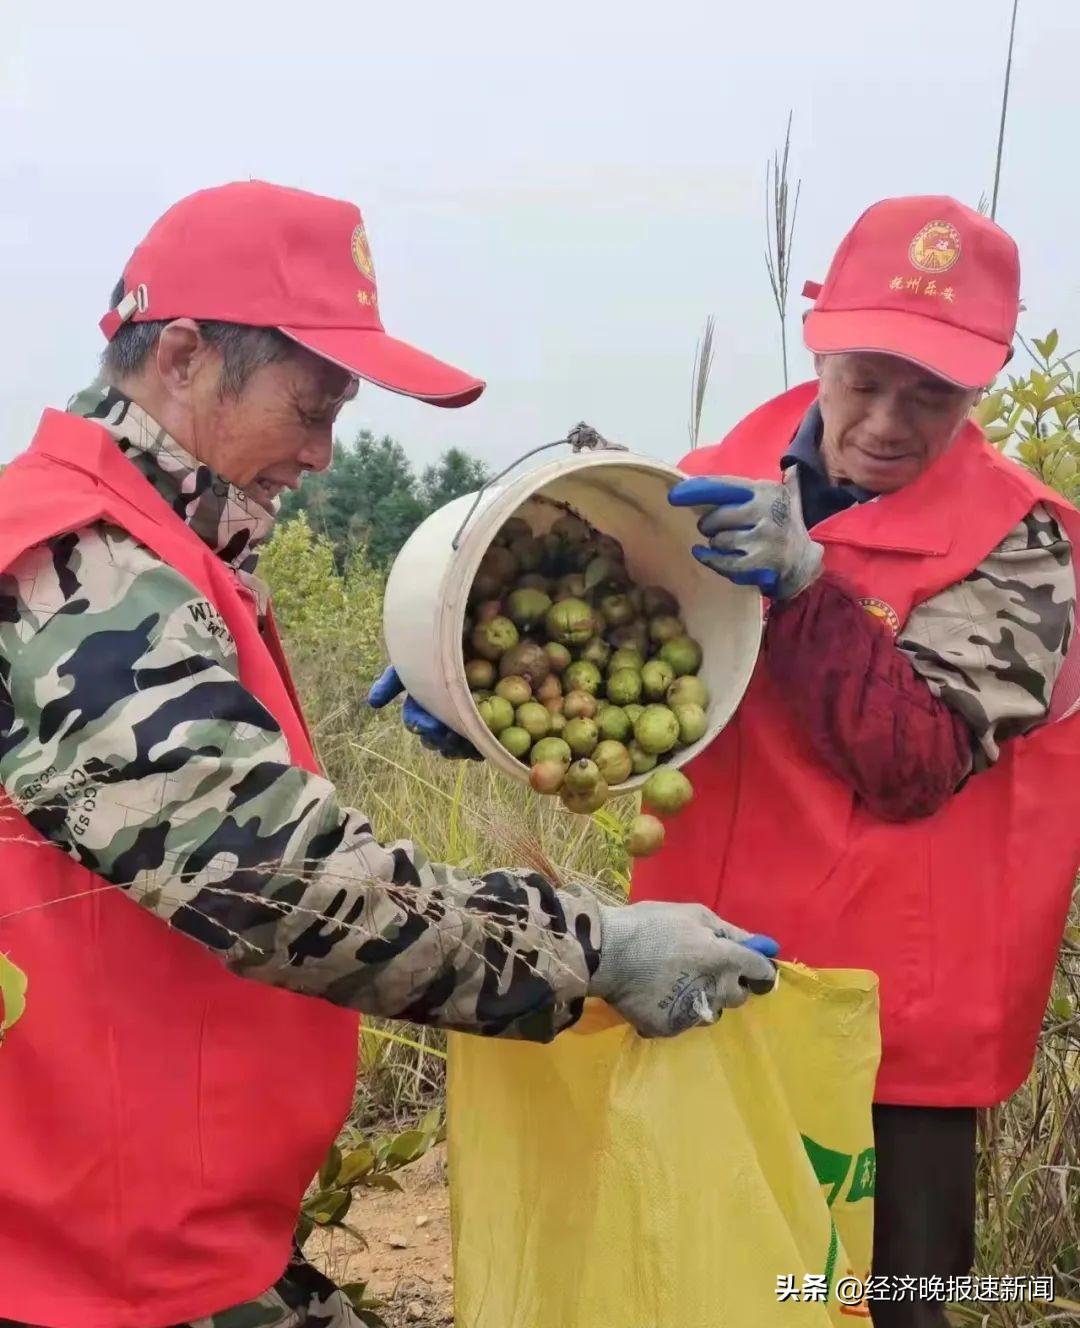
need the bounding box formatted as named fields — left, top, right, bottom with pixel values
left=0, top=524, right=601, bottom=1040
left=897, top=503, right=1076, bottom=770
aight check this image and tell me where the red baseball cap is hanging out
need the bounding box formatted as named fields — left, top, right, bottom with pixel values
left=100, top=181, right=485, bottom=407
left=802, top=195, right=1020, bottom=388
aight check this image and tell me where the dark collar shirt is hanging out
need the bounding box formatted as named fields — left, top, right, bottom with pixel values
left=781, top=403, right=875, bottom=530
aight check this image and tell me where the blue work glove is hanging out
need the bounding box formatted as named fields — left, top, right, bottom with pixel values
left=668, top=470, right=823, bottom=599
left=367, top=666, right=482, bottom=761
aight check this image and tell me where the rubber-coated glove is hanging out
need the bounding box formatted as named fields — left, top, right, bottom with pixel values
left=367, top=665, right=482, bottom=761
left=590, top=901, right=780, bottom=1037
left=668, top=469, right=823, bottom=599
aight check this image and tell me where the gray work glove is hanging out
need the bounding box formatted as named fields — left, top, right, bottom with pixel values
left=591, top=902, right=779, bottom=1037
left=668, top=469, right=824, bottom=599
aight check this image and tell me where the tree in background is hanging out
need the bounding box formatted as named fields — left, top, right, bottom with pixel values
left=418, top=448, right=488, bottom=515
left=282, top=430, right=488, bottom=568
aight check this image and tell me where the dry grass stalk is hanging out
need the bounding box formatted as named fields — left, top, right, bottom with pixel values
left=688, top=315, right=716, bottom=450
left=764, top=110, right=801, bottom=391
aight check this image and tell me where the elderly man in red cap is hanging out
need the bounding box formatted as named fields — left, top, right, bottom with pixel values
left=387, top=194, right=1080, bottom=1322
left=633, top=196, right=1080, bottom=1324
left=0, top=182, right=779, bottom=1328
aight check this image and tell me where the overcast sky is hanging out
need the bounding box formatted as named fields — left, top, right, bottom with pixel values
left=3, top=1, right=1078, bottom=474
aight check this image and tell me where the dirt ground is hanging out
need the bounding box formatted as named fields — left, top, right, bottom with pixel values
left=308, top=1143, right=454, bottom=1328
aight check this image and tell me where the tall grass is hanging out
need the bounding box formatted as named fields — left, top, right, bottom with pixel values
left=338, top=710, right=635, bottom=1132
left=267, top=518, right=1079, bottom=1325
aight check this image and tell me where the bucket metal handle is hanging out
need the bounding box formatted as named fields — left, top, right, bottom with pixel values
left=450, top=422, right=628, bottom=550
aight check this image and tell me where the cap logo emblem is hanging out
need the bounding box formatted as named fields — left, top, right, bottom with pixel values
left=351, top=224, right=375, bottom=282
left=909, top=221, right=961, bottom=274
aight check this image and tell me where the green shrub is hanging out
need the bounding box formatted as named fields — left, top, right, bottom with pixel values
left=975, top=329, right=1080, bottom=503
left=261, top=514, right=387, bottom=775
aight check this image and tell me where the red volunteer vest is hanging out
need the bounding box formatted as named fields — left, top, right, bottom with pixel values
left=633, top=382, right=1080, bottom=1107
left=0, top=412, right=359, bottom=1328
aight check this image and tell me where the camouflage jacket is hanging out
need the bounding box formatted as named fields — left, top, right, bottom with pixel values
left=0, top=387, right=600, bottom=1041
left=786, top=409, right=1075, bottom=772
left=897, top=504, right=1075, bottom=771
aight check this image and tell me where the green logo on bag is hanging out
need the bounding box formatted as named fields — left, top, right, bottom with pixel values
left=800, top=1136, right=876, bottom=1298
left=801, top=1135, right=876, bottom=1206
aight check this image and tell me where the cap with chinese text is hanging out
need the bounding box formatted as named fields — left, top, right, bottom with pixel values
left=802, top=196, right=1020, bottom=389
left=100, top=181, right=485, bottom=408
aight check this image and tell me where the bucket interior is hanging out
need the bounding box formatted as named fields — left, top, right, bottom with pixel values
left=457, top=458, right=762, bottom=794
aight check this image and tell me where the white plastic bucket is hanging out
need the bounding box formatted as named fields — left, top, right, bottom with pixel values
left=383, top=445, right=763, bottom=795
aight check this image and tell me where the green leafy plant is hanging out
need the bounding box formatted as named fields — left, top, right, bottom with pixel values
left=336, top=1281, right=387, bottom=1328
left=973, top=329, right=1080, bottom=502
left=298, top=1108, right=445, bottom=1248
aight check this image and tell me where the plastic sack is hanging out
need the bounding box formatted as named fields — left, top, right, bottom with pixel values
left=447, top=963, right=880, bottom=1327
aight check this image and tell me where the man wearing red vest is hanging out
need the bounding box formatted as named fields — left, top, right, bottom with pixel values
left=0, top=182, right=779, bottom=1328
left=633, top=197, right=1080, bottom=1324
left=382, top=196, right=1080, bottom=1320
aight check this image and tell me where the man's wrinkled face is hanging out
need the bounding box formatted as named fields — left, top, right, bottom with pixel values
left=816, top=352, right=978, bottom=494
left=188, top=346, right=357, bottom=507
